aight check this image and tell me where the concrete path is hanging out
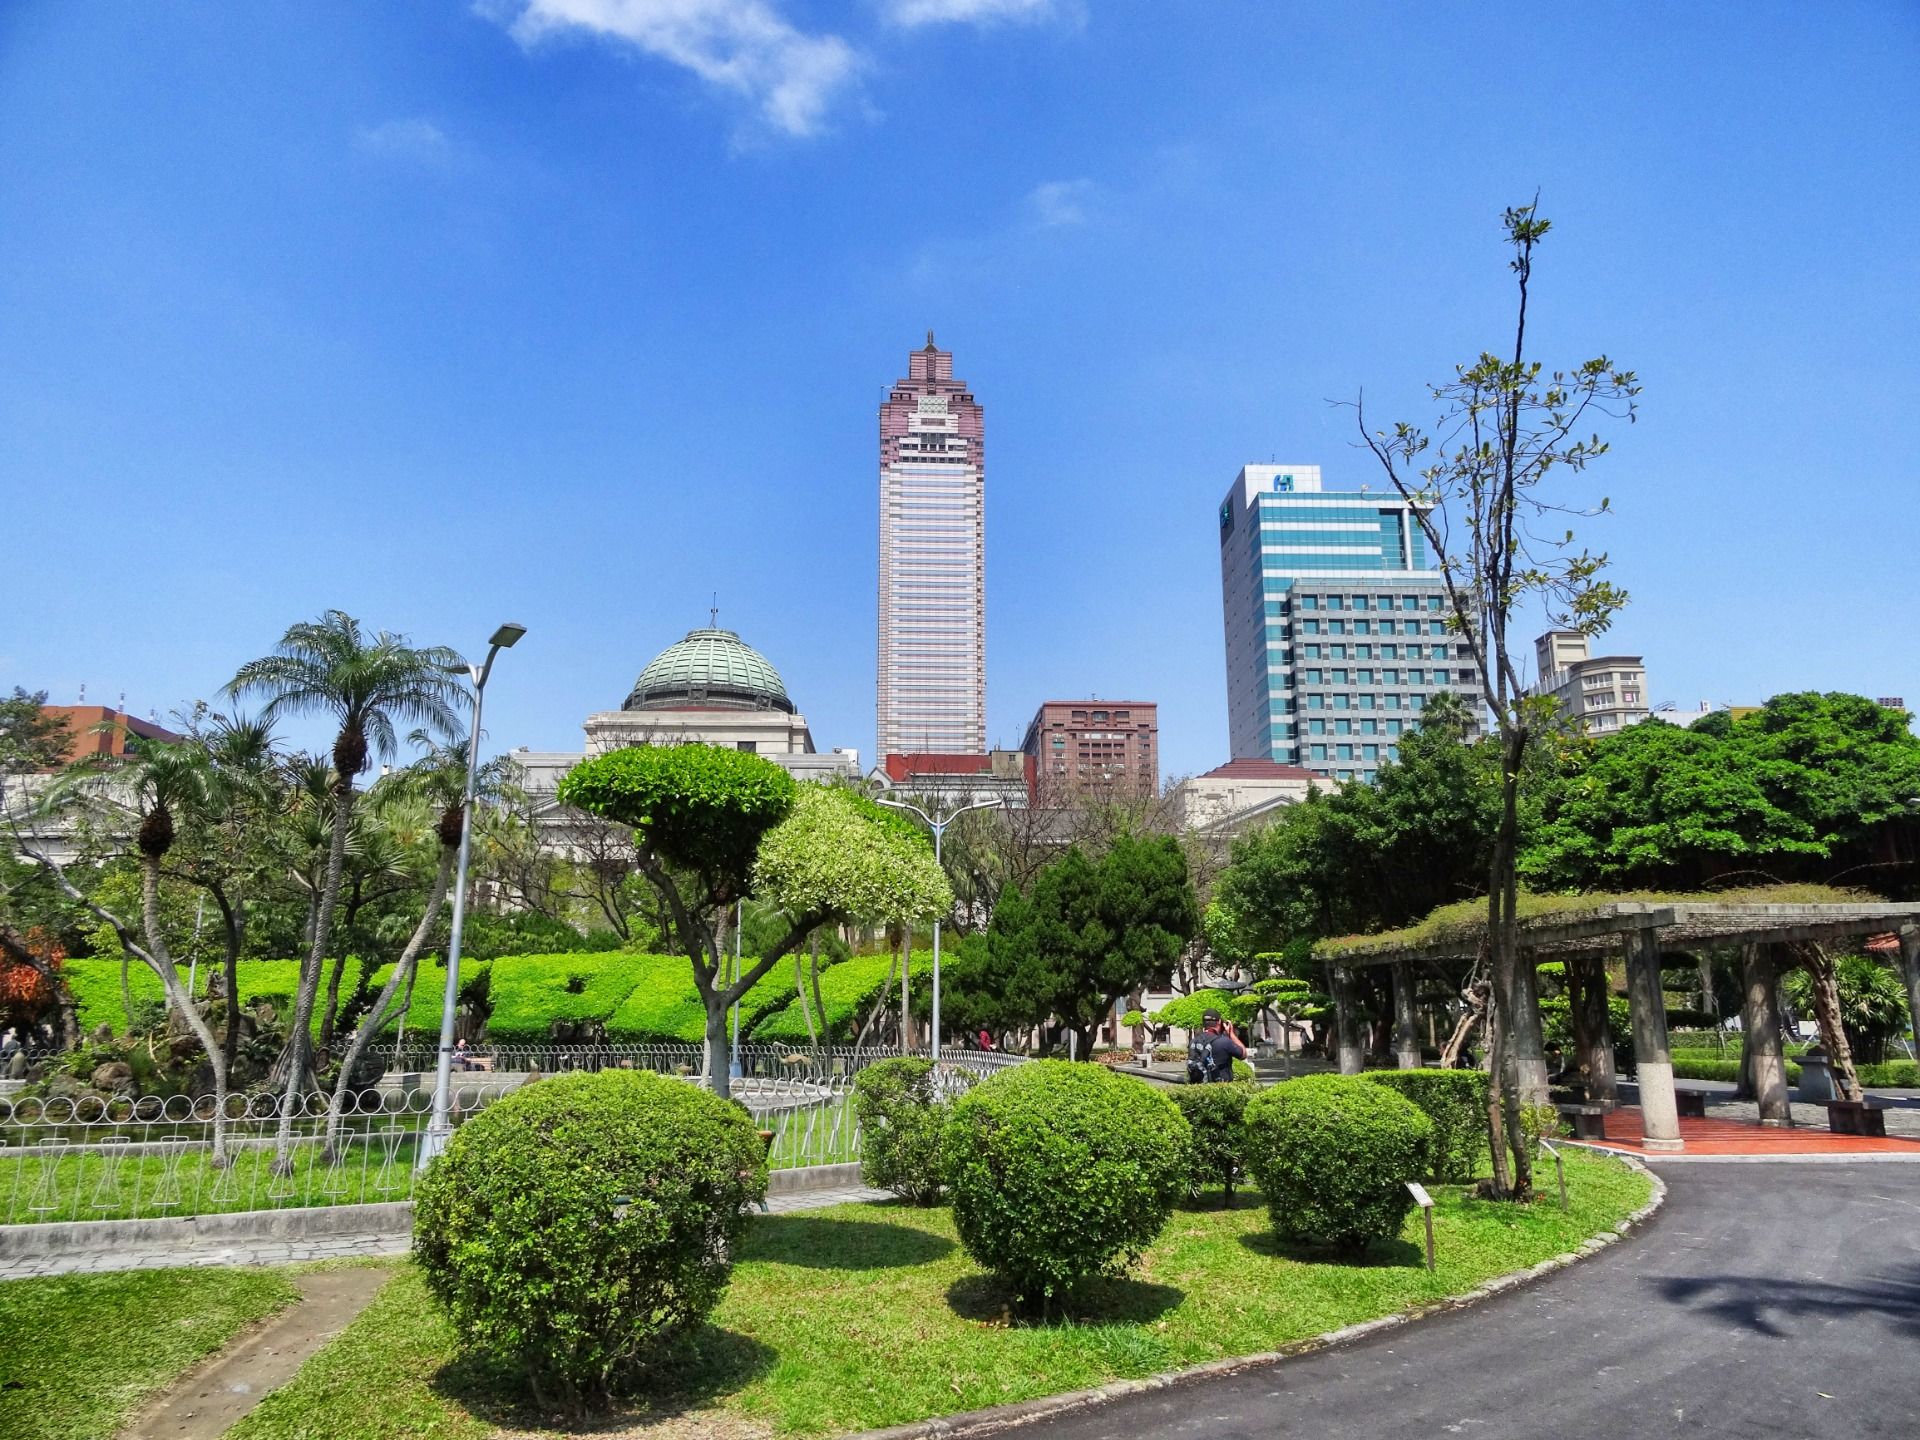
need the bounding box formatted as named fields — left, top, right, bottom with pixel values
left=0, top=1183, right=892, bottom=1279
left=118, top=1267, right=390, bottom=1440
left=1017, top=1163, right=1920, bottom=1440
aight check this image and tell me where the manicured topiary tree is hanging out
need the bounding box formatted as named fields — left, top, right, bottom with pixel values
left=1169, top=1080, right=1257, bottom=1203
left=413, top=1069, right=767, bottom=1411
left=558, top=748, right=949, bottom=1095
left=1365, top=1067, right=1490, bottom=1183
left=1243, top=1074, right=1432, bottom=1252
left=854, top=1056, right=967, bottom=1204
left=942, top=1060, right=1188, bottom=1306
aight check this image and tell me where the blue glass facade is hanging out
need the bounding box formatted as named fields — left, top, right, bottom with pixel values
left=1220, top=471, right=1480, bottom=784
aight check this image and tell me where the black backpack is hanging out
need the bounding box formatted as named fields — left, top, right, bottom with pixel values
left=1187, top=1032, right=1219, bottom=1084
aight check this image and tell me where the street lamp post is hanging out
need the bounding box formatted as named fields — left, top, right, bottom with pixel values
left=419, top=621, right=526, bottom=1169
left=875, top=790, right=1003, bottom=1062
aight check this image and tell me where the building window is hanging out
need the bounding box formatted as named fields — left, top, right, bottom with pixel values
left=1329, top=596, right=1345, bottom=611
left=1335, top=718, right=1351, bottom=735
left=1301, top=596, right=1319, bottom=611
left=736, top=741, right=757, bottom=753
left=1309, top=718, right=1326, bottom=735
left=1336, top=744, right=1353, bottom=761
left=1360, top=718, right=1377, bottom=735
left=1310, top=744, right=1328, bottom=761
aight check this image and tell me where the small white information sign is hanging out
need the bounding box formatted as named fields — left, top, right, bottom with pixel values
left=1405, top=1181, right=1433, bottom=1209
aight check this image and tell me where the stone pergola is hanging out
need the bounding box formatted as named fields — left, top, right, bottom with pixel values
left=1314, top=900, right=1920, bottom=1151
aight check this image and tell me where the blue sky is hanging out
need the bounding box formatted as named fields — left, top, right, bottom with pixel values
left=3, top=1, right=1916, bottom=779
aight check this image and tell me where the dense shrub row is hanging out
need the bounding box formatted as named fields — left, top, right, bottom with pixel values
left=1364, top=1068, right=1489, bottom=1182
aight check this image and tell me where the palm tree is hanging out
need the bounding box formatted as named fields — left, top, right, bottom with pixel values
left=35, top=736, right=240, bottom=1164
left=323, top=732, right=511, bottom=1159
left=227, top=611, right=465, bottom=1170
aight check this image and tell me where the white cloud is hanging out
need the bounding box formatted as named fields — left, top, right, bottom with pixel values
left=1028, top=177, right=1095, bottom=227
left=491, top=0, right=860, bottom=138
left=884, top=0, right=1059, bottom=26
left=354, top=118, right=452, bottom=163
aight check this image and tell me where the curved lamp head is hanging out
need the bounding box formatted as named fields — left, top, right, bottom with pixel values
left=490, top=623, right=528, bottom=649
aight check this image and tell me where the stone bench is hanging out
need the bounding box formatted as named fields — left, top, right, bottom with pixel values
left=1674, top=1088, right=1709, bottom=1119
left=1826, top=1099, right=1888, bottom=1137
left=1556, top=1102, right=1607, bottom=1141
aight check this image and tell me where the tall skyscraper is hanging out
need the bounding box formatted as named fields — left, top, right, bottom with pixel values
left=877, top=334, right=986, bottom=758
left=1218, top=464, right=1483, bottom=784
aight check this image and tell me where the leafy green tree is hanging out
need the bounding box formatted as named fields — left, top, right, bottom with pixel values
left=1784, top=952, right=1910, bottom=1065
left=978, top=833, right=1199, bottom=1057
left=227, top=610, right=465, bottom=1168
left=1351, top=202, right=1638, bottom=1200
left=0, top=688, right=69, bottom=771
left=559, top=746, right=949, bottom=1095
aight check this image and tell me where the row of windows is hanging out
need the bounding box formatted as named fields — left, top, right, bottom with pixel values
left=1298, top=668, right=1474, bottom=687
left=1300, top=643, right=1460, bottom=660
left=1294, top=594, right=1444, bottom=613
left=1298, top=693, right=1437, bottom=712
left=1296, top=618, right=1451, bottom=637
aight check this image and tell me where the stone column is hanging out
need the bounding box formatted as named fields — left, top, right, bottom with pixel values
left=1333, top=966, right=1365, bottom=1075
left=1570, top=951, right=1618, bottom=1106
left=1392, top=963, right=1421, bottom=1069
left=1900, top=925, right=1920, bottom=1067
left=1623, top=929, right=1683, bottom=1151
left=1740, top=943, right=1791, bottom=1126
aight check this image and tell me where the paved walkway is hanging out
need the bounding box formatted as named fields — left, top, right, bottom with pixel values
left=1584, top=1105, right=1920, bottom=1158
left=1020, top=1162, right=1920, bottom=1440
left=0, top=1183, right=892, bottom=1279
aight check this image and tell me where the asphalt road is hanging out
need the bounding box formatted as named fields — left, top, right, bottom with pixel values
left=1025, top=1163, right=1920, bottom=1440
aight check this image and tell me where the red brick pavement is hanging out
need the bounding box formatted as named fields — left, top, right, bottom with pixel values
left=1578, top=1105, right=1920, bottom=1156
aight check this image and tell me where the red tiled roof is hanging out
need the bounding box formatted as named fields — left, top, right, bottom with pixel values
left=881, top=752, right=993, bottom=780
left=1198, top=759, right=1318, bottom=781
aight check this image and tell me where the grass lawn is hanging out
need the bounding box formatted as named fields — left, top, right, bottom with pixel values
left=0, top=1266, right=300, bottom=1440
left=231, top=1147, right=1649, bottom=1439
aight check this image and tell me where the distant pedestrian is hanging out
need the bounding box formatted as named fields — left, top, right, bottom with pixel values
left=1187, top=1009, right=1247, bottom=1084
left=977, top=1028, right=995, bottom=1051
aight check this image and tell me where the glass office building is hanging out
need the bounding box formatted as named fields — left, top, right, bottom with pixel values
left=1218, top=465, right=1482, bottom=783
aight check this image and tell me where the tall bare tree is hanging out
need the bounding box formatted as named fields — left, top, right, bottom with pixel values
left=1352, top=201, right=1638, bottom=1198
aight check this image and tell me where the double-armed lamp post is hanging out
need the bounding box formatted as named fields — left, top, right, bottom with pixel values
left=874, top=791, right=1003, bottom=1062
left=419, top=621, right=526, bottom=1169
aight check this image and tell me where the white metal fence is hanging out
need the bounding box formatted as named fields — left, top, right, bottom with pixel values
left=0, top=1046, right=1024, bottom=1226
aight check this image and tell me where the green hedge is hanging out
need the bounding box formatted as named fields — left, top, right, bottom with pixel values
left=604, top=952, right=840, bottom=1043
left=482, top=953, right=661, bottom=1044
left=1669, top=1055, right=1918, bottom=1088
left=1168, top=1082, right=1255, bottom=1201
left=752, top=951, right=915, bottom=1044
left=1364, top=1068, right=1489, bottom=1183
left=65, top=958, right=313, bottom=1036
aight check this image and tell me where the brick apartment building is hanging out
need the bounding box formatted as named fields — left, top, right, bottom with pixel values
left=1020, top=700, right=1159, bottom=797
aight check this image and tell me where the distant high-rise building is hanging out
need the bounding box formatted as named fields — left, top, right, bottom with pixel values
left=1021, top=700, right=1159, bottom=797
left=1530, top=630, right=1650, bottom=735
left=1218, top=464, right=1483, bottom=784
left=877, top=335, right=986, bottom=758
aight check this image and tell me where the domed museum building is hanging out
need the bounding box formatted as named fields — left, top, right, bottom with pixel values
left=515, top=627, right=860, bottom=842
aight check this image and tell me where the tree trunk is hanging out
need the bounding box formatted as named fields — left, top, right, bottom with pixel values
left=1740, top=943, right=1790, bottom=1125
left=810, top=933, right=829, bottom=1045
left=120, top=954, right=135, bottom=1032
left=274, top=782, right=354, bottom=1172
left=325, top=850, right=453, bottom=1159
left=703, top=998, right=732, bottom=1102
left=899, top=928, right=913, bottom=1055
left=1569, top=953, right=1617, bottom=1104
left=318, top=953, right=350, bottom=1053
left=142, top=858, right=230, bottom=1167
left=794, top=940, right=818, bottom=1045
left=1486, top=727, right=1538, bottom=1200
left=1798, top=942, right=1862, bottom=1102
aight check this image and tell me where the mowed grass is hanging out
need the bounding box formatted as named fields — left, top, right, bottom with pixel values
left=231, top=1147, right=1649, bottom=1439
left=0, top=1266, right=299, bottom=1440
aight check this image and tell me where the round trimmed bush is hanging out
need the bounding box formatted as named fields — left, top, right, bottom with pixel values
left=941, top=1060, right=1189, bottom=1303
left=1243, top=1074, right=1433, bottom=1252
left=1170, top=1080, right=1257, bottom=1202
left=854, top=1056, right=966, bottom=1205
left=413, top=1069, right=768, bottom=1408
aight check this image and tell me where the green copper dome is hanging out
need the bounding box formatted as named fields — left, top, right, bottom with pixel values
left=623, top=628, right=793, bottom=714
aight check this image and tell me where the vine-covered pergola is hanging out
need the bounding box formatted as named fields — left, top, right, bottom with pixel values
left=1314, top=896, right=1920, bottom=1151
